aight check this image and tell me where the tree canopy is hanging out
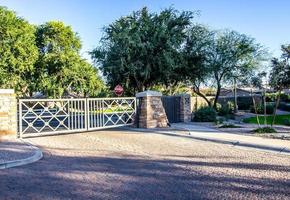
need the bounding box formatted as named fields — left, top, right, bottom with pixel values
left=33, top=20, right=106, bottom=98
left=182, top=29, right=266, bottom=107
left=92, top=7, right=266, bottom=101
left=181, top=25, right=214, bottom=105
left=0, top=6, right=38, bottom=95
left=208, top=30, right=265, bottom=107
left=0, top=7, right=104, bottom=97
left=91, top=7, right=195, bottom=94
left=35, top=21, right=84, bottom=98
left=0, top=6, right=271, bottom=101
left=269, top=45, right=290, bottom=90
left=62, top=59, right=104, bottom=97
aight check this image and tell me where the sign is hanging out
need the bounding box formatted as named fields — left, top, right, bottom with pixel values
left=114, top=85, right=124, bottom=96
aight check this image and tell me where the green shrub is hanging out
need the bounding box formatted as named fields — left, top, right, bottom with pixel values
left=252, top=127, right=277, bottom=134
left=218, top=101, right=234, bottom=116
left=216, top=103, right=222, bottom=112
left=228, top=101, right=235, bottom=112
left=193, top=106, right=217, bottom=122
left=250, top=103, right=274, bottom=114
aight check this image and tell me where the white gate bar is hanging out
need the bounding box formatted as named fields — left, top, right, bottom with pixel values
left=18, top=97, right=136, bottom=137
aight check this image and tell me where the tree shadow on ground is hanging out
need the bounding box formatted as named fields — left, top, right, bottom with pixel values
left=0, top=152, right=289, bottom=200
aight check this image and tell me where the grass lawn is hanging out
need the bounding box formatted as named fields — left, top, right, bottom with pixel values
left=243, top=114, right=290, bottom=126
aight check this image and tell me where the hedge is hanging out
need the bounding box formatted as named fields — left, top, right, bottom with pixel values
left=193, top=107, right=217, bottom=122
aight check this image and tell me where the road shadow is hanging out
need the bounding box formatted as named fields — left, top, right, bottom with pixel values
left=0, top=152, right=289, bottom=200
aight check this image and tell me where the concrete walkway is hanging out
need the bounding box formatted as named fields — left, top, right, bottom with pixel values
left=169, top=123, right=290, bottom=155
left=0, top=138, right=42, bottom=169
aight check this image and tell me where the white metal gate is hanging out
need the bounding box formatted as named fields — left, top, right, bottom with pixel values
left=18, top=97, right=136, bottom=137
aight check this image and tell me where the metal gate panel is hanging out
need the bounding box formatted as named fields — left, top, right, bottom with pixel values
left=87, top=97, right=136, bottom=130
left=19, top=98, right=87, bottom=137
left=18, top=97, right=136, bottom=137
left=161, top=96, right=181, bottom=123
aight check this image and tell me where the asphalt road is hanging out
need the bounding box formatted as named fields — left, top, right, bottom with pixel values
left=1, top=129, right=290, bottom=200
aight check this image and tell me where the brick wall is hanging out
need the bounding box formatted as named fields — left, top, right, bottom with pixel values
left=136, top=91, right=168, bottom=128
left=178, top=94, right=191, bottom=122
left=0, top=89, right=17, bottom=138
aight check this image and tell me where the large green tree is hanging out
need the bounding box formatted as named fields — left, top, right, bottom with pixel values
left=35, top=21, right=82, bottom=98
left=209, top=31, right=265, bottom=108
left=182, top=25, right=214, bottom=105
left=35, top=21, right=103, bottom=98
left=269, top=45, right=290, bottom=125
left=0, top=6, right=38, bottom=95
left=184, top=29, right=266, bottom=108
left=91, top=7, right=194, bottom=94
left=63, top=59, right=104, bottom=97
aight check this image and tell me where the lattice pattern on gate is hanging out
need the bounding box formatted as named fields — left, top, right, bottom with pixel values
left=87, top=98, right=136, bottom=130
left=18, top=97, right=136, bottom=137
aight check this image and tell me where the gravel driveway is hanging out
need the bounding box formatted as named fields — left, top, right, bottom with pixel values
left=1, top=128, right=290, bottom=200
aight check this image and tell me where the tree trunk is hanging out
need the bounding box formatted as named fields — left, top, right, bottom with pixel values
left=213, top=83, right=221, bottom=109
left=192, top=83, right=212, bottom=107
left=271, top=90, right=281, bottom=127
left=168, top=85, right=173, bottom=95
left=251, top=89, right=260, bottom=127
left=192, top=89, right=212, bottom=107
left=233, top=78, right=238, bottom=113
left=263, top=88, right=267, bottom=126
left=137, top=83, right=145, bottom=92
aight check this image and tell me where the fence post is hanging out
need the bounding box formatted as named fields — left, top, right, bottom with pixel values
left=85, top=98, right=88, bottom=130
left=0, top=89, right=17, bottom=139
left=136, top=90, right=168, bottom=128
left=177, top=93, right=191, bottom=122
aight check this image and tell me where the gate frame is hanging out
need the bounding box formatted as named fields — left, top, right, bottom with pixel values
left=87, top=97, right=137, bottom=131
left=18, top=97, right=136, bottom=138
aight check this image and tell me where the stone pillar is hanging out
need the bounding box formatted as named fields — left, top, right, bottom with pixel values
left=136, top=90, right=168, bottom=128
left=178, top=94, right=191, bottom=122
left=0, top=89, right=17, bottom=138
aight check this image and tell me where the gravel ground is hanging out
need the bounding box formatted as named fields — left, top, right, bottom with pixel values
left=0, top=139, right=36, bottom=164
left=1, top=129, right=290, bottom=200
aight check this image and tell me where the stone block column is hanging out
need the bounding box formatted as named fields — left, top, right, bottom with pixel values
left=136, top=90, right=168, bottom=128
left=178, top=94, right=191, bottom=122
left=0, top=89, right=17, bottom=138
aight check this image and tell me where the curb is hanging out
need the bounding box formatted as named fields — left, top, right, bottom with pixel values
left=123, top=127, right=290, bottom=156
left=186, top=132, right=290, bottom=155
left=0, top=140, right=43, bottom=169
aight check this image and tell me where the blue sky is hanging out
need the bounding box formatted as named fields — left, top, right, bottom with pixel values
left=1, top=0, right=290, bottom=61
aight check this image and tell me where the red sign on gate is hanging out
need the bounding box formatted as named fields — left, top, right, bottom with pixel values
left=114, top=84, right=124, bottom=96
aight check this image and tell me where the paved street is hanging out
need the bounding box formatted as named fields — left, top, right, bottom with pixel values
left=1, top=129, right=290, bottom=200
